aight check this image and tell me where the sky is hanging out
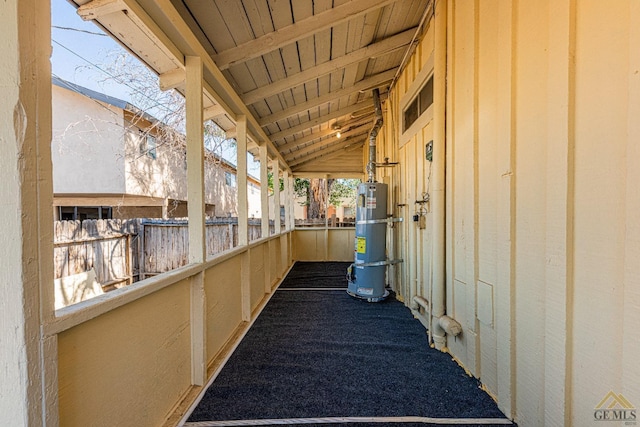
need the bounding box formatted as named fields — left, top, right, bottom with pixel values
left=50, top=0, right=259, bottom=174
left=51, top=0, right=132, bottom=101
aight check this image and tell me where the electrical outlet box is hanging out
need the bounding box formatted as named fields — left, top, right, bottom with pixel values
left=426, top=140, right=433, bottom=162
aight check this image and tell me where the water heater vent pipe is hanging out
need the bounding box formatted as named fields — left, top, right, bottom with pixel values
left=367, top=88, right=383, bottom=183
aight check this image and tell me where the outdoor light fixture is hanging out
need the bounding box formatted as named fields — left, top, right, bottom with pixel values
left=336, top=131, right=342, bottom=138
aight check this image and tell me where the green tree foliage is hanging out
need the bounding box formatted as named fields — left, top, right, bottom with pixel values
left=329, top=179, right=360, bottom=207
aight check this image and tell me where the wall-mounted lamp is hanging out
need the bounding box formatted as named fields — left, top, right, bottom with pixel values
left=336, top=131, right=341, bottom=138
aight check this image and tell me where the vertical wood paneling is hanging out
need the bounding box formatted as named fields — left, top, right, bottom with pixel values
left=513, top=0, right=549, bottom=422
left=571, top=1, right=634, bottom=424
left=477, top=0, right=499, bottom=397
left=623, top=0, right=640, bottom=418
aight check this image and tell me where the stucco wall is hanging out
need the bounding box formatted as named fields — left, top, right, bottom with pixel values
left=379, top=0, right=640, bottom=424
left=52, top=85, right=126, bottom=194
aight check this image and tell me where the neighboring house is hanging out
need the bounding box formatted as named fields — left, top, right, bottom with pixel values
left=52, top=77, right=261, bottom=220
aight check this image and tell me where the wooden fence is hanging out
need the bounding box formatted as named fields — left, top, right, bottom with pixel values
left=54, top=219, right=137, bottom=289
left=54, top=218, right=279, bottom=286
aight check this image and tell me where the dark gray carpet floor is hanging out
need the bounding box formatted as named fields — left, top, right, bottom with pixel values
left=187, top=262, right=512, bottom=426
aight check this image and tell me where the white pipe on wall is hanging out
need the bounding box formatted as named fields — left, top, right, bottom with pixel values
left=413, top=296, right=462, bottom=338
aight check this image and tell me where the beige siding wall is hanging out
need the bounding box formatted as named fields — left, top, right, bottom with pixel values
left=293, top=229, right=355, bottom=262
left=56, top=235, right=293, bottom=427
left=380, top=0, right=640, bottom=424
left=57, top=282, right=192, bottom=427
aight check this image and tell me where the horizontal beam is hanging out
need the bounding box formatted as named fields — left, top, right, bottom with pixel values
left=213, top=0, right=397, bottom=70
left=292, top=171, right=364, bottom=179
left=77, top=0, right=124, bottom=20
left=258, top=69, right=396, bottom=126
left=159, top=68, right=185, bottom=91
left=276, top=115, right=373, bottom=153
left=241, top=28, right=415, bottom=105
left=289, top=137, right=367, bottom=167
left=203, top=104, right=227, bottom=121
left=284, top=125, right=369, bottom=161
left=268, top=100, right=374, bottom=142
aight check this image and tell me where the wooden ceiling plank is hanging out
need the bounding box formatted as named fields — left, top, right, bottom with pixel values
left=259, top=68, right=396, bottom=126
left=241, top=28, right=414, bottom=104
left=292, top=1, right=316, bottom=74
left=214, top=0, right=397, bottom=70
left=213, top=0, right=256, bottom=46
left=182, top=0, right=236, bottom=52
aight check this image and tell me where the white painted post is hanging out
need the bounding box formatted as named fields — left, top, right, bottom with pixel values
left=0, top=0, right=51, bottom=425
left=259, top=144, right=270, bottom=239
left=324, top=174, right=329, bottom=260
left=236, top=116, right=248, bottom=246
left=272, top=159, right=281, bottom=234
left=289, top=176, right=296, bottom=230
left=283, top=170, right=290, bottom=231
left=185, top=55, right=206, bottom=386
left=186, top=56, right=205, bottom=264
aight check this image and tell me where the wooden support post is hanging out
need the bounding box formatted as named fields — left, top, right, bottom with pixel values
left=283, top=170, right=290, bottom=231
left=272, top=159, right=281, bottom=235
left=186, top=55, right=205, bottom=264
left=289, top=177, right=296, bottom=230
left=138, top=220, right=145, bottom=281
left=259, top=144, right=270, bottom=239
left=237, top=115, right=248, bottom=246
left=185, top=55, right=206, bottom=386
left=324, top=174, right=329, bottom=261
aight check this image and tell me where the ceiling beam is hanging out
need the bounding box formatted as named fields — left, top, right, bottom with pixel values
left=79, top=0, right=184, bottom=70
left=284, top=126, right=369, bottom=161
left=158, top=68, right=185, bottom=91
left=77, top=0, right=125, bottom=20
left=213, top=0, right=397, bottom=70
left=276, top=115, right=372, bottom=153
left=258, top=69, right=395, bottom=127
left=289, top=137, right=367, bottom=167
left=241, top=28, right=415, bottom=105
left=268, top=100, right=374, bottom=142
left=292, top=171, right=364, bottom=179
left=203, top=104, right=227, bottom=121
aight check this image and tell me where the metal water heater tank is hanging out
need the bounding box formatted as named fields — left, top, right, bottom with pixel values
left=347, top=182, right=389, bottom=301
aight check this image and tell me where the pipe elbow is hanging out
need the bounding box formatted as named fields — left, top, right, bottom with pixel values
left=438, top=315, right=462, bottom=337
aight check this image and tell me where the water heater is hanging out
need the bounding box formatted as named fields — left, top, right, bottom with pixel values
left=347, top=182, right=392, bottom=302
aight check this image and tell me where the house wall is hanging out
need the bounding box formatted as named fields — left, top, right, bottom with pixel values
left=52, top=85, right=126, bottom=194
left=53, top=83, right=255, bottom=219
left=379, top=0, right=640, bottom=424
left=125, top=131, right=240, bottom=218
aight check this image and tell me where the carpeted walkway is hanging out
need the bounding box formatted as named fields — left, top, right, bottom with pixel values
left=185, top=262, right=513, bottom=427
